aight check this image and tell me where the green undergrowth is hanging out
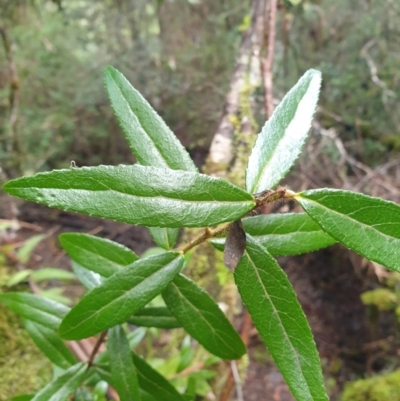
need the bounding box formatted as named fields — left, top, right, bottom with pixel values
left=0, top=303, right=52, bottom=400
left=342, top=370, right=400, bottom=401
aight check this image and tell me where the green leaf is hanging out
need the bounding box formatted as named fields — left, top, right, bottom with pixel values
left=17, top=234, right=47, bottom=263
left=59, top=252, right=184, bottom=340
left=24, top=320, right=76, bottom=369
left=148, top=227, right=179, bottom=250
left=246, top=69, right=321, bottom=193
left=60, top=233, right=138, bottom=277
left=11, top=395, right=34, bottom=401
left=211, top=213, right=335, bottom=256
left=71, top=261, right=103, bottom=290
left=6, top=269, right=33, bottom=286
left=105, top=66, right=198, bottom=251
left=104, top=66, right=197, bottom=172
left=235, top=236, right=328, bottom=401
left=296, top=189, right=400, bottom=272
left=132, top=352, right=186, bottom=401
left=30, top=268, right=76, bottom=282
left=31, top=362, right=87, bottom=401
left=128, top=307, right=181, bottom=329
left=162, top=274, right=246, bottom=360
left=0, top=292, right=70, bottom=330
left=4, top=165, right=255, bottom=228
left=108, top=325, right=141, bottom=401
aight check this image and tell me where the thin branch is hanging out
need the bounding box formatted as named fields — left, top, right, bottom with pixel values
left=360, top=39, right=396, bottom=99
left=88, top=330, right=108, bottom=367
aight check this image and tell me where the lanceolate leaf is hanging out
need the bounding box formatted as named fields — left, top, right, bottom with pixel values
left=4, top=165, right=255, bottom=228
left=0, top=292, right=70, bottom=330
left=60, top=233, right=138, bottom=277
left=104, top=66, right=197, bottom=172
left=211, top=213, right=335, bottom=256
left=296, top=189, right=400, bottom=272
left=148, top=227, right=179, bottom=250
left=132, top=352, right=186, bottom=401
left=59, top=252, right=184, bottom=340
left=235, top=236, right=328, bottom=401
left=108, top=325, right=141, bottom=401
left=162, top=274, right=246, bottom=360
left=128, top=307, right=181, bottom=329
left=31, top=362, right=87, bottom=401
left=105, top=67, right=198, bottom=250
left=24, top=320, right=76, bottom=369
left=246, top=69, right=321, bottom=194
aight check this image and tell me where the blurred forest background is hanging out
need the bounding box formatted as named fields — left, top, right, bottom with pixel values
left=1, top=0, right=400, bottom=400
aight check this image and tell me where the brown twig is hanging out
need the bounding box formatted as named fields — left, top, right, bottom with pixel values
left=178, top=225, right=230, bottom=254
left=88, top=330, right=108, bottom=368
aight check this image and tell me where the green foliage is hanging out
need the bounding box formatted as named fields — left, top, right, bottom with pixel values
left=342, top=370, right=400, bottom=401
left=296, top=189, right=400, bottom=272
left=235, top=235, right=327, bottom=400
left=361, top=288, right=397, bottom=312
left=246, top=69, right=321, bottom=193
left=3, top=67, right=400, bottom=401
left=211, top=213, right=336, bottom=256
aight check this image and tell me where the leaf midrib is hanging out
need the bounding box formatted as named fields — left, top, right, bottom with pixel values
left=299, top=196, right=400, bottom=243
left=168, top=281, right=237, bottom=353
left=61, top=256, right=181, bottom=336
left=113, top=78, right=170, bottom=167
left=245, top=249, right=314, bottom=399
left=252, top=80, right=313, bottom=193
left=25, top=186, right=254, bottom=206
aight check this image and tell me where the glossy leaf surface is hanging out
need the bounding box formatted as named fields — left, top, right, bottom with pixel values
left=4, top=165, right=255, bottom=228
left=163, top=274, right=246, bottom=360
left=0, top=292, right=69, bottom=330
left=105, top=66, right=196, bottom=172
left=235, top=236, right=328, bottom=401
left=212, top=213, right=335, bottom=256
left=246, top=69, right=321, bottom=193
left=108, top=325, right=141, bottom=401
left=60, top=233, right=137, bottom=277
left=31, top=362, right=87, bottom=401
left=132, top=352, right=186, bottom=401
left=296, top=189, right=400, bottom=272
left=128, top=307, right=181, bottom=329
left=105, top=67, right=197, bottom=250
left=24, top=320, right=76, bottom=369
left=59, top=252, right=184, bottom=339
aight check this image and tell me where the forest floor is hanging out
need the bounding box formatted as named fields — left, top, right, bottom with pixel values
left=1, top=195, right=396, bottom=401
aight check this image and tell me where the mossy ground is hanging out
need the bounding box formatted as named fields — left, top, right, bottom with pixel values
left=342, top=370, right=400, bottom=401
left=0, top=303, right=52, bottom=400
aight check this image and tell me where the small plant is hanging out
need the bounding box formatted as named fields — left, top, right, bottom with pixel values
left=2, top=66, right=400, bottom=401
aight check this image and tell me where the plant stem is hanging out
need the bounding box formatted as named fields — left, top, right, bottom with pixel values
left=87, top=330, right=108, bottom=367
left=178, top=187, right=294, bottom=254
left=179, top=224, right=230, bottom=254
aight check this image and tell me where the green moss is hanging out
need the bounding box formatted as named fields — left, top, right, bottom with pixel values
left=342, top=370, right=400, bottom=401
left=0, top=304, right=52, bottom=400
left=361, top=288, right=397, bottom=311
